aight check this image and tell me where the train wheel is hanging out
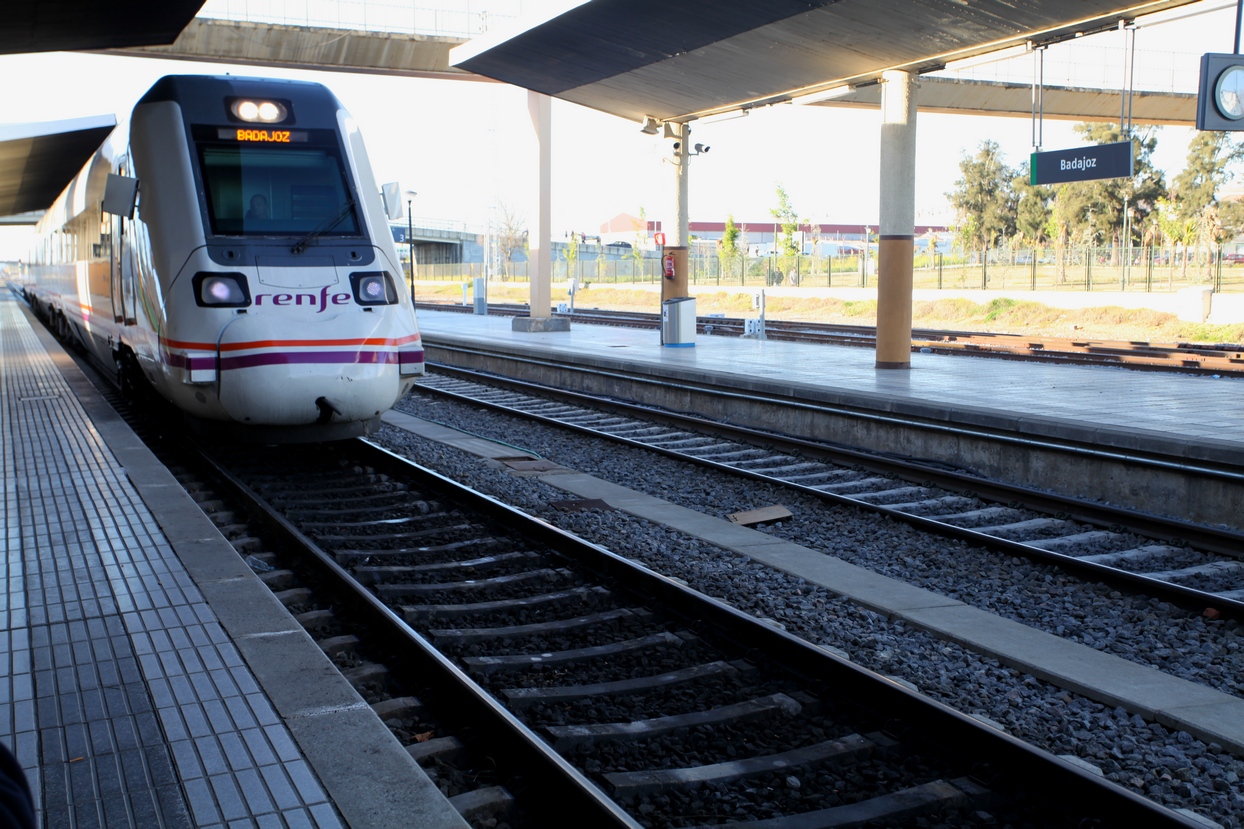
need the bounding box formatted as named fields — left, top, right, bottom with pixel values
left=116, top=350, right=142, bottom=402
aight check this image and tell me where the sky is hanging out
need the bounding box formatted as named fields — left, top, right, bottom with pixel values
left=0, top=0, right=1238, bottom=259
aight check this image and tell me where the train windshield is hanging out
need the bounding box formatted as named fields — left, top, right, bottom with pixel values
left=197, top=142, right=361, bottom=238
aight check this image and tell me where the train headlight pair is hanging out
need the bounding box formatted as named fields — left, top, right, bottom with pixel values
left=229, top=99, right=289, bottom=124
left=192, top=272, right=251, bottom=308
left=350, top=272, right=397, bottom=306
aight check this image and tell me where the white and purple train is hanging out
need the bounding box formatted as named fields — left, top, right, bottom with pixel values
left=18, top=75, right=424, bottom=441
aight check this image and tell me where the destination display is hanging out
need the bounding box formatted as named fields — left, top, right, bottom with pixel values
left=1030, top=141, right=1133, bottom=185
left=216, top=127, right=309, bottom=143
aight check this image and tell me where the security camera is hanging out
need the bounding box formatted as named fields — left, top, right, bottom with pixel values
left=672, top=141, right=681, bottom=151
left=695, top=143, right=710, bottom=154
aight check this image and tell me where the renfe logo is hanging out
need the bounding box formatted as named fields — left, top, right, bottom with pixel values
left=254, top=285, right=352, bottom=313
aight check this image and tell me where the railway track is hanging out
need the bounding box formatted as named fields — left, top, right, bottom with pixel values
left=54, top=334, right=1211, bottom=827
left=415, top=301, right=1244, bottom=375
left=72, top=355, right=537, bottom=827
left=410, top=368, right=1244, bottom=622
left=188, top=437, right=1197, bottom=828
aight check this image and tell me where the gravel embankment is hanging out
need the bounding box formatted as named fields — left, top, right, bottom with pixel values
left=377, top=391, right=1244, bottom=827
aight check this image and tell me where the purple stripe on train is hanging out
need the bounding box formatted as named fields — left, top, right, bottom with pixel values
left=220, top=351, right=415, bottom=370
left=163, top=350, right=424, bottom=371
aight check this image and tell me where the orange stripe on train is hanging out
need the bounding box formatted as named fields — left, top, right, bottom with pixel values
left=159, top=333, right=422, bottom=351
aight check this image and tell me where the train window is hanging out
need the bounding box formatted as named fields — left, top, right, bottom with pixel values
left=198, top=143, right=360, bottom=238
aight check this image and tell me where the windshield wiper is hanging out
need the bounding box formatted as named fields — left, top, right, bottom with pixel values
left=291, top=198, right=357, bottom=254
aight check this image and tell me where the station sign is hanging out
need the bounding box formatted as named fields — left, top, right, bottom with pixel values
left=1030, top=141, right=1133, bottom=186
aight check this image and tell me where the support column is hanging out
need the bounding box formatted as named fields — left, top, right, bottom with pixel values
left=672, top=123, right=690, bottom=247
left=875, top=70, right=917, bottom=369
left=514, top=90, right=569, bottom=333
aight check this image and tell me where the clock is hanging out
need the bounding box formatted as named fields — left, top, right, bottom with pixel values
left=1198, top=53, right=1244, bottom=131
left=1214, top=64, right=1244, bottom=120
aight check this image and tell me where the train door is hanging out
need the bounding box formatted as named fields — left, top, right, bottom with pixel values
left=120, top=224, right=137, bottom=326
left=107, top=160, right=139, bottom=327
left=109, top=212, right=124, bottom=324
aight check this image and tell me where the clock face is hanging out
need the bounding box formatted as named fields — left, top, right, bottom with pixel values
left=1215, top=65, right=1244, bottom=120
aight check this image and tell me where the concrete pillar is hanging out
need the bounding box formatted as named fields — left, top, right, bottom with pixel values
left=672, top=123, right=690, bottom=247
left=514, top=90, right=568, bottom=333
left=875, top=70, right=917, bottom=369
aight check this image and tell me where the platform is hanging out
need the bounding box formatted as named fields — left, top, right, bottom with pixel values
left=416, top=307, right=1244, bottom=456
left=414, top=307, right=1244, bottom=528
left=0, top=291, right=468, bottom=828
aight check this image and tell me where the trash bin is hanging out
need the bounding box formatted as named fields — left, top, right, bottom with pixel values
left=661, top=296, right=696, bottom=347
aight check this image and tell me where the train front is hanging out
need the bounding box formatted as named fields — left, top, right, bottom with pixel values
left=132, top=75, right=423, bottom=442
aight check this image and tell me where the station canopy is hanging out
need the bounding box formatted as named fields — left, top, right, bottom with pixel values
left=0, top=0, right=202, bottom=217
left=0, top=117, right=116, bottom=218
left=451, top=0, right=1204, bottom=124
left=2, top=0, right=204, bottom=54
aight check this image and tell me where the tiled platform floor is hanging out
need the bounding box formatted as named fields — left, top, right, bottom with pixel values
left=1, top=293, right=342, bottom=828
left=1, top=289, right=472, bottom=829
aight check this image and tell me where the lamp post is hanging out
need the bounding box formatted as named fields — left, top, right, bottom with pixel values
left=404, top=191, right=417, bottom=299
left=1124, top=192, right=1134, bottom=288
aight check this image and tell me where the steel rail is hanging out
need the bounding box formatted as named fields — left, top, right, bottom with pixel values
left=214, top=436, right=1199, bottom=828
left=423, top=344, right=1244, bottom=484
left=417, top=364, right=1244, bottom=620
left=192, top=441, right=643, bottom=829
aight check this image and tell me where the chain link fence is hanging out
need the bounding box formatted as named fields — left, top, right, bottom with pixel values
left=418, top=245, right=1244, bottom=293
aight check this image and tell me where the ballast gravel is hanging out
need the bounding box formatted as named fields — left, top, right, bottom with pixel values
left=378, top=392, right=1244, bottom=827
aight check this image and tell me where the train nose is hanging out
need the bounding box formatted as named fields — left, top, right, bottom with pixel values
left=215, top=314, right=406, bottom=426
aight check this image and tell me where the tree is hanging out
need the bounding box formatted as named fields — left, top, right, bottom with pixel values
left=1055, top=123, right=1166, bottom=249
left=1046, top=185, right=1076, bottom=283
left=1221, top=198, right=1244, bottom=243
left=564, top=230, right=579, bottom=279
left=769, top=184, right=800, bottom=280
left=1156, top=196, right=1196, bottom=281
left=631, top=208, right=647, bottom=273
left=1172, top=132, right=1244, bottom=216
left=1171, top=132, right=1244, bottom=255
left=948, top=140, right=1015, bottom=258
left=1195, top=204, right=1223, bottom=279
left=806, top=218, right=822, bottom=278
left=1013, top=163, right=1052, bottom=247
left=496, top=202, right=526, bottom=280
left=720, top=214, right=742, bottom=282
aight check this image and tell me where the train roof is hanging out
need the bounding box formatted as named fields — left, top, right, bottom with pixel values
left=137, top=75, right=345, bottom=125
left=0, top=73, right=350, bottom=218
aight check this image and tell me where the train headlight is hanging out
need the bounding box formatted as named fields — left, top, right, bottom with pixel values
left=230, top=99, right=289, bottom=124
left=192, top=272, right=251, bottom=308
left=349, top=272, right=398, bottom=306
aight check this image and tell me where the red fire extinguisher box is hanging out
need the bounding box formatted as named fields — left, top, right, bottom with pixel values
left=660, top=245, right=689, bottom=302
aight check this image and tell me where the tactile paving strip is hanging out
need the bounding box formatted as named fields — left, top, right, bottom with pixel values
left=1, top=296, right=345, bottom=828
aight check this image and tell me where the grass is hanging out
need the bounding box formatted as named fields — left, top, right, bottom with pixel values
left=413, top=282, right=1244, bottom=346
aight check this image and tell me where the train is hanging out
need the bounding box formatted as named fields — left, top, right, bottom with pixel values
left=15, top=74, right=424, bottom=441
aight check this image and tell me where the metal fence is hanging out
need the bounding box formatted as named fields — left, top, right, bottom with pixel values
left=418, top=245, right=1244, bottom=292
